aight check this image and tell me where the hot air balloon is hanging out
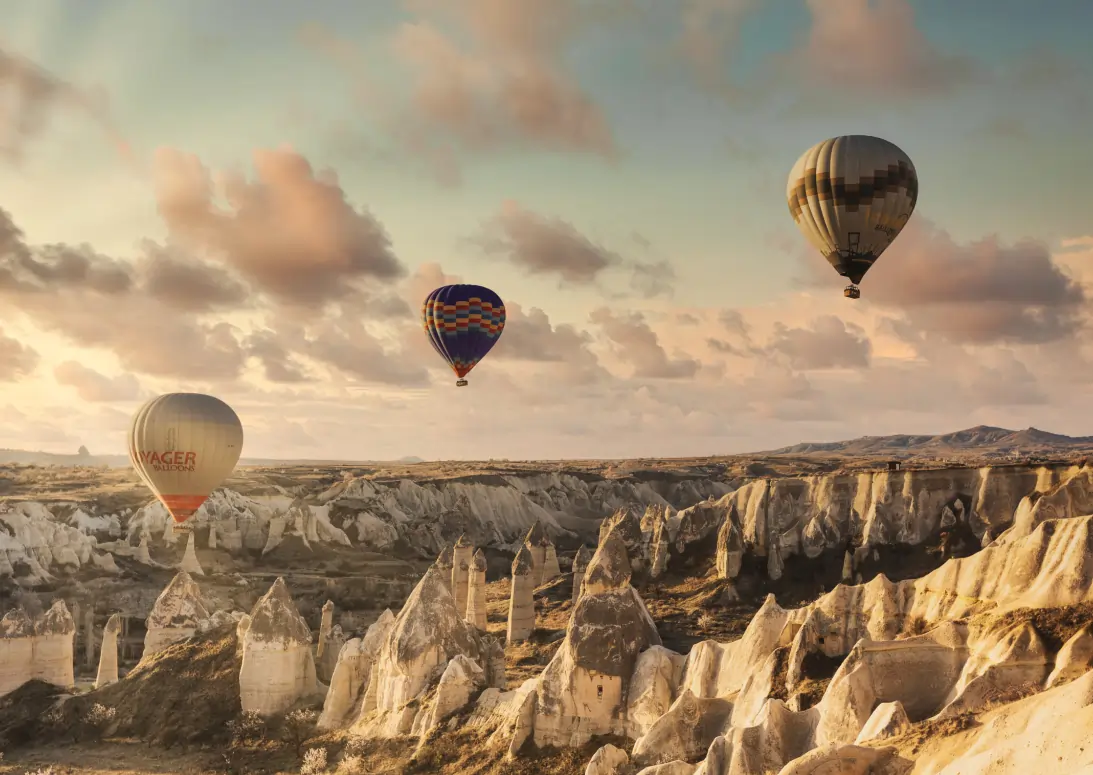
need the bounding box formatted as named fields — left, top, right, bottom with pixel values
left=422, top=284, right=506, bottom=386
left=129, top=393, right=243, bottom=527
left=786, top=135, right=918, bottom=299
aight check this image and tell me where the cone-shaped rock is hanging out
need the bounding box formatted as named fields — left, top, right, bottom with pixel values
left=467, top=549, right=488, bottom=630
left=533, top=533, right=661, bottom=747
left=507, top=545, right=536, bottom=643
left=95, top=614, right=122, bottom=688
left=239, top=577, right=317, bottom=715
left=179, top=531, right=204, bottom=575
left=572, top=546, right=593, bottom=604
left=143, top=571, right=209, bottom=659
left=356, top=566, right=493, bottom=737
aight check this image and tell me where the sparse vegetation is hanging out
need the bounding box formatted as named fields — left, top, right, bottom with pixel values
left=282, top=708, right=320, bottom=754
left=228, top=709, right=266, bottom=742
left=80, top=703, right=117, bottom=742
left=337, top=753, right=365, bottom=774
left=300, top=746, right=328, bottom=775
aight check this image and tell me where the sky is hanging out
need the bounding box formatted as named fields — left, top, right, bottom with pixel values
left=0, top=0, right=1092, bottom=461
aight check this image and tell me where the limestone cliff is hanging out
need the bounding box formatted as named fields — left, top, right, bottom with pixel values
left=689, top=465, right=1082, bottom=579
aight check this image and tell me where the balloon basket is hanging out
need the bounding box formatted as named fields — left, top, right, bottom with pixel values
left=843, top=285, right=861, bottom=300
left=456, top=379, right=468, bottom=387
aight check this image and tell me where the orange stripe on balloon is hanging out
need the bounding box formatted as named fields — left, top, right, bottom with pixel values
left=161, top=494, right=209, bottom=524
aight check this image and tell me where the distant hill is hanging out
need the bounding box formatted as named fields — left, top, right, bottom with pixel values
left=764, top=425, right=1093, bottom=459
left=0, top=425, right=1088, bottom=473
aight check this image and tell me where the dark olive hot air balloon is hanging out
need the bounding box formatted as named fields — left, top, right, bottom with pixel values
left=786, top=135, right=919, bottom=299
left=422, top=284, right=506, bottom=386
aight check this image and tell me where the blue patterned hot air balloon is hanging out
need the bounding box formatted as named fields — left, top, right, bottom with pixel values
left=422, top=284, right=506, bottom=386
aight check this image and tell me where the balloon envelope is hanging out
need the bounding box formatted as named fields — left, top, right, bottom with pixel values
left=422, top=284, right=506, bottom=383
left=128, top=393, right=244, bottom=524
left=786, top=135, right=918, bottom=285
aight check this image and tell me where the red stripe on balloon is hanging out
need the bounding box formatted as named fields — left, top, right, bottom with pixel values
left=160, top=494, right=209, bottom=523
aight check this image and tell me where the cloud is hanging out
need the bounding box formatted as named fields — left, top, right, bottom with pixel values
left=707, top=308, right=759, bottom=357
left=135, top=241, right=250, bottom=312
left=53, top=362, right=141, bottom=402
left=0, top=46, right=131, bottom=164
left=963, top=350, right=1047, bottom=407
left=860, top=219, right=1087, bottom=345
left=0, top=328, right=38, bottom=381
left=788, top=0, right=978, bottom=97
left=303, top=0, right=616, bottom=182
left=766, top=316, right=872, bottom=370
left=472, top=201, right=675, bottom=297
left=242, top=331, right=312, bottom=383
left=0, top=145, right=423, bottom=387
left=273, top=313, right=430, bottom=388
left=589, top=307, right=699, bottom=379
left=0, top=213, right=249, bottom=381
left=151, top=146, right=406, bottom=308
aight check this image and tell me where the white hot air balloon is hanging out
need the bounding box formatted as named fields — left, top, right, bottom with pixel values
left=786, top=135, right=919, bottom=299
left=128, top=393, right=243, bottom=527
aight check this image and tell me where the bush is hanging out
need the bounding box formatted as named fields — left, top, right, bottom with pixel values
left=83, top=704, right=117, bottom=728
left=282, top=709, right=319, bottom=754
left=342, top=733, right=366, bottom=756
left=300, top=746, right=328, bottom=775
left=228, top=710, right=266, bottom=743
left=82, top=703, right=117, bottom=741
left=336, top=754, right=364, bottom=774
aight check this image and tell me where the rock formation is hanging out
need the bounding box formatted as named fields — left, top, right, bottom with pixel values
left=467, top=549, right=488, bottom=631
left=572, top=546, right=592, bottom=604
left=452, top=535, right=474, bottom=615
left=0, top=601, right=77, bottom=696
left=178, top=531, right=203, bottom=575
left=542, top=542, right=562, bottom=585
left=317, top=600, right=334, bottom=659
left=95, top=614, right=122, bottom=688
left=312, top=472, right=729, bottom=559
left=533, top=532, right=662, bottom=748
left=142, top=571, right=210, bottom=660
left=599, top=508, right=645, bottom=570
left=0, top=608, right=35, bottom=696
left=239, top=577, right=318, bottom=715
left=320, top=624, right=346, bottom=684
left=649, top=509, right=670, bottom=579
left=586, top=744, right=630, bottom=775
left=715, top=516, right=743, bottom=581
left=435, top=544, right=454, bottom=592
left=318, top=609, right=396, bottom=730
left=354, top=565, right=499, bottom=739
left=507, top=545, right=536, bottom=644
left=33, top=600, right=76, bottom=690
left=702, top=465, right=1060, bottom=572
left=136, top=535, right=152, bottom=564
left=523, top=520, right=549, bottom=585
left=1047, top=625, right=1093, bottom=688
